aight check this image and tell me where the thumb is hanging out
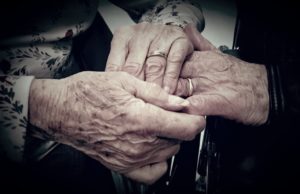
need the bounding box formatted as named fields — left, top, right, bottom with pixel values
left=184, top=94, right=224, bottom=117
left=124, top=162, right=168, bottom=185
left=184, top=24, right=217, bottom=51
left=131, top=79, right=190, bottom=111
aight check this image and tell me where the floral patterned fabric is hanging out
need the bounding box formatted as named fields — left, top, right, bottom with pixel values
left=139, top=0, right=204, bottom=31
left=0, top=0, right=204, bottom=162
left=0, top=76, right=34, bottom=161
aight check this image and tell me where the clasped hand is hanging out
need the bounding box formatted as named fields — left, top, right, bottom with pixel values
left=29, top=72, right=205, bottom=184
left=29, top=23, right=269, bottom=185
left=104, top=23, right=269, bottom=183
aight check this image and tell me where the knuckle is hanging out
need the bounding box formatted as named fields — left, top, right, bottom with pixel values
left=168, top=52, right=184, bottom=64
left=106, top=64, right=120, bottom=72
left=145, top=57, right=165, bottom=74
left=122, top=62, right=143, bottom=76
left=164, top=70, right=179, bottom=80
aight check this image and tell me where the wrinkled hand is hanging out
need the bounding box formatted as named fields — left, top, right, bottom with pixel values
left=176, top=33, right=269, bottom=125
left=29, top=71, right=205, bottom=184
left=106, top=23, right=194, bottom=94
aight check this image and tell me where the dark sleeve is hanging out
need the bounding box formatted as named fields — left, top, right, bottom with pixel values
left=235, top=0, right=300, bottom=125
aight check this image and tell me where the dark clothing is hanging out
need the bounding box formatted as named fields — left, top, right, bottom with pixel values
left=1, top=145, right=116, bottom=194
left=208, top=1, right=300, bottom=193
left=236, top=0, right=300, bottom=117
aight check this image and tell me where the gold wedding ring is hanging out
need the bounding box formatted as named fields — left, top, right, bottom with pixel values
left=187, top=78, right=194, bottom=96
left=147, top=50, right=167, bottom=59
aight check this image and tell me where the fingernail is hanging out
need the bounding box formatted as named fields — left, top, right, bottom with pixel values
left=169, top=96, right=190, bottom=106
left=163, top=86, right=170, bottom=94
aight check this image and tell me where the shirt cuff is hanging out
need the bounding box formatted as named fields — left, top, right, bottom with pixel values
left=0, top=76, right=35, bottom=162
left=139, top=0, right=205, bottom=31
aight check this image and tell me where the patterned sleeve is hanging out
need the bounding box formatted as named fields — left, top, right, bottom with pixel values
left=140, top=0, right=205, bottom=31
left=110, top=0, right=204, bottom=31
left=0, top=75, right=35, bottom=162
left=0, top=0, right=98, bottom=163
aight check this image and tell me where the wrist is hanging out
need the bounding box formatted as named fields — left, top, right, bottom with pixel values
left=241, top=63, right=269, bottom=125
left=258, top=65, right=270, bottom=124
left=29, top=78, right=63, bottom=138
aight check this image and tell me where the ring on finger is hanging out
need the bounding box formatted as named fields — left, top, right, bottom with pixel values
left=147, top=50, right=167, bottom=59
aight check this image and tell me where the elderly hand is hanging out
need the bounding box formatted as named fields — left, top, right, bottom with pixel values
left=175, top=33, right=269, bottom=125
left=29, top=71, right=205, bottom=184
left=105, top=23, right=194, bottom=94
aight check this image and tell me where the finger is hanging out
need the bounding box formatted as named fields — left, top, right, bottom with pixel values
left=124, top=144, right=180, bottom=166
left=124, top=161, right=168, bottom=185
left=105, top=27, right=131, bottom=72
left=184, top=24, right=217, bottom=51
left=174, top=78, right=192, bottom=97
left=145, top=26, right=184, bottom=86
left=163, top=38, right=193, bottom=94
left=144, top=55, right=166, bottom=86
left=122, top=35, right=151, bottom=80
left=175, top=79, right=223, bottom=116
left=124, top=77, right=206, bottom=140
left=149, top=144, right=180, bottom=164
left=104, top=144, right=179, bottom=171
left=176, top=77, right=218, bottom=98
left=178, top=52, right=207, bottom=79
left=131, top=80, right=190, bottom=111
left=102, top=136, right=178, bottom=161
left=136, top=102, right=206, bottom=141
left=184, top=94, right=227, bottom=117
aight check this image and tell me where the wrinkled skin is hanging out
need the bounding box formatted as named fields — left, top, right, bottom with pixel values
left=106, top=23, right=194, bottom=94
left=104, top=23, right=200, bottom=183
left=176, top=30, right=269, bottom=125
left=29, top=71, right=205, bottom=184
